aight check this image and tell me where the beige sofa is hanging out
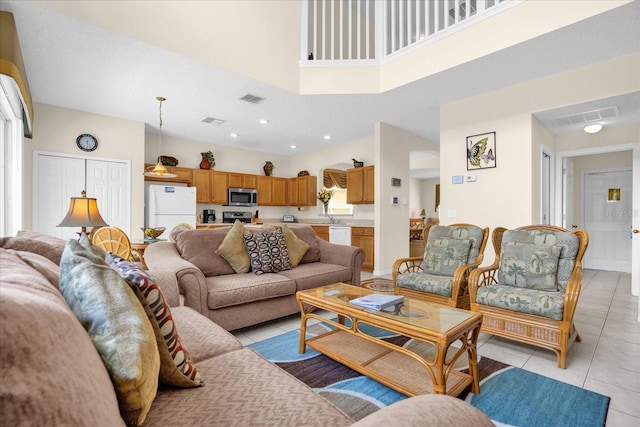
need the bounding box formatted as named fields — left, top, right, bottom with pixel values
left=144, top=224, right=366, bottom=331
left=0, top=231, right=494, bottom=427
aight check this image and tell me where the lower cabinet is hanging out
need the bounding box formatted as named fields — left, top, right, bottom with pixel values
left=351, top=227, right=374, bottom=271
left=311, top=225, right=329, bottom=242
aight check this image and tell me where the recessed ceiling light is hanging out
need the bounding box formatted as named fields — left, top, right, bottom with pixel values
left=230, top=133, right=238, bottom=138
left=290, top=145, right=297, bottom=149
left=258, top=119, right=269, bottom=124
left=323, top=135, right=332, bottom=140
left=584, top=124, right=603, bottom=134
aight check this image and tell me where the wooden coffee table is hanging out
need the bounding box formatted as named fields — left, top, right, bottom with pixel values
left=296, top=283, right=482, bottom=397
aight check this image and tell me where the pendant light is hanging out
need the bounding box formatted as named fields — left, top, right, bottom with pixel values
left=144, top=96, right=176, bottom=178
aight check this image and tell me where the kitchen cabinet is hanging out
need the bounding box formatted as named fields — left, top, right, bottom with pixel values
left=144, top=164, right=192, bottom=183
left=257, top=176, right=288, bottom=206
left=352, top=226, right=374, bottom=271
left=289, top=175, right=317, bottom=206
left=228, top=173, right=257, bottom=189
left=192, top=169, right=227, bottom=204
left=311, top=225, right=329, bottom=242
left=347, top=165, right=374, bottom=204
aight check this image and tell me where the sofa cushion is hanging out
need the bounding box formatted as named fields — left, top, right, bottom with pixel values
left=0, top=248, right=125, bottom=427
left=175, top=227, right=237, bottom=277
left=280, top=224, right=310, bottom=267
left=421, top=238, right=471, bottom=277
left=143, top=348, right=353, bottom=426
left=278, top=262, right=352, bottom=291
left=204, top=273, right=296, bottom=309
left=5, top=248, right=60, bottom=289
left=0, top=230, right=65, bottom=265
left=215, top=220, right=250, bottom=273
left=107, top=254, right=203, bottom=388
left=244, top=228, right=291, bottom=275
left=476, top=284, right=565, bottom=320
left=169, top=306, right=243, bottom=363
left=396, top=272, right=454, bottom=297
left=427, top=225, right=485, bottom=264
left=498, top=243, right=561, bottom=290
left=289, top=225, right=321, bottom=264
left=59, top=236, right=159, bottom=426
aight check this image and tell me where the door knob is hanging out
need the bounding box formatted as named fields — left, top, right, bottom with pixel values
left=633, top=229, right=639, bottom=234
left=571, top=224, right=578, bottom=229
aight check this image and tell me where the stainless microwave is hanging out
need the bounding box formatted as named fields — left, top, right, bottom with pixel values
left=227, top=187, right=258, bottom=206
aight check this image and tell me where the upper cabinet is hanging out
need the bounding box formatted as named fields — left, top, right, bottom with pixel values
left=192, top=169, right=227, bottom=204
left=228, top=173, right=257, bottom=189
left=289, top=175, right=317, bottom=207
left=347, top=165, right=374, bottom=204
left=257, top=176, right=288, bottom=206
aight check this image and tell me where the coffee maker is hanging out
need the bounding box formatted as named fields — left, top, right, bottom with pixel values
left=202, top=209, right=216, bottom=223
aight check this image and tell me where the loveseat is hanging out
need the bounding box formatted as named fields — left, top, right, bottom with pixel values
left=0, top=231, right=494, bottom=426
left=144, top=222, right=366, bottom=331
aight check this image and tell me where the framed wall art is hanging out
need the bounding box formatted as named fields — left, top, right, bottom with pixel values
left=467, top=131, right=496, bottom=170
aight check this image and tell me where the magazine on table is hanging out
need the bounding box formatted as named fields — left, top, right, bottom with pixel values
left=349, top=294, right=404, bottom=311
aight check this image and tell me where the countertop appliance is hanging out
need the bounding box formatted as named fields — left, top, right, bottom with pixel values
left=145, top=185, right=196, bottom=235
left=227, top=187, right=258, bottom=207
left=329, top=225, right=352, bottom=246
left=283, top=215, right=295, bottom=223
left=222, top=211, right=253, bottom=224
left=202, top=209, right=216, bottom=223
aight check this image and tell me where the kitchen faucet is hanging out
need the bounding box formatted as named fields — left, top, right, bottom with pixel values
left=328, top=215, right=337, bottom=224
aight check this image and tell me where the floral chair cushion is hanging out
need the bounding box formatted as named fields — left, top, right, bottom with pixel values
left=421, top=238, right=471, bottom=277
left=501, top=230, right=579, bottom=292
left=476, top=284, right=565, bottom=320
left=396, top=272, right=453, bottom=297
left=427, top=225, right=485, bottom=264
left=497, top=243, right=561, bottom=291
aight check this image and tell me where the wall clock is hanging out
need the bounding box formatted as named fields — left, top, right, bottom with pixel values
left=76, top=134, right=98, bottom=152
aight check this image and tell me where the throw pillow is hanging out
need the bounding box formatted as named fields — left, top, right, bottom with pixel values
left=498, top=243, right=561, bottom=290
left=59, top=235, right=159, bottom=426
left=215, top=220, right=250, bottom=273
left=421, top=238, right=471, bottom=277
left=280, top=225, right=310, bottom=267
left=244, top=228, right=292, bottom=275
left=106, top=253, right=204, bottom=388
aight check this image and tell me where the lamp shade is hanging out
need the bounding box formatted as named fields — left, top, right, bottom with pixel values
left=419, top=209, right=427, bottom=218
left=57, top=191, right=108, bottom=233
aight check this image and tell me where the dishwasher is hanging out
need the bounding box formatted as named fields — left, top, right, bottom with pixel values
left=329, top=226, right=351, bottom=245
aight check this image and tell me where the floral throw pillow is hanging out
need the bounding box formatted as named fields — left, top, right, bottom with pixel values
left=497, top=243, right=561, bottom=290
left=421, top=238, right=471, bottom=277
left=106, top=253, right=203, bottom=388
left=244, top=228, right=291, bottom=275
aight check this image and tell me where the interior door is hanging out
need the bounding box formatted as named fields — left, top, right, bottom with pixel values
left=582, top=169, right=632, bottom=271
left=86, top=159, right=130, bottom=235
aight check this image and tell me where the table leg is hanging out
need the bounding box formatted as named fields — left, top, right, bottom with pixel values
left=433, top=344, right=447, bottom=394
left=467, top=324, right=481, bottom=394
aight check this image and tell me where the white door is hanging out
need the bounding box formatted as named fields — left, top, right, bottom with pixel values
left=86, top=159, right=130, bottom=234
left=34, top=152, right=130, bottom=239
left=35, top=154, right=85, bottom=240
left=583, top=169, right=632, bottom=271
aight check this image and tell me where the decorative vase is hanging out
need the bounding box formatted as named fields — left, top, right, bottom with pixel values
left=263, top=161, right=274, bottom=176
left=323, top=202, right=329, bottom=215
left=199, top=153, right=210, bottom=170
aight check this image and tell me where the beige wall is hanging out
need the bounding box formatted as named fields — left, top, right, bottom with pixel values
left=440, top=53, right=640, bottom=264
left=25, top=103, right=145, bottom=240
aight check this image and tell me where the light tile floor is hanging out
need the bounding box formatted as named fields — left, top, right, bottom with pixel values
left=232, top=270, right=639, bottom=426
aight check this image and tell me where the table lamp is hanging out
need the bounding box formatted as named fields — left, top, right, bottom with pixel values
left=419, top=208, right=428, bottom=225
left=57, top=191, right=108, bottom=235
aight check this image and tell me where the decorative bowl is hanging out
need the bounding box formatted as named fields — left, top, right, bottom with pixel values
left=141, top=227, right=166, bottom=240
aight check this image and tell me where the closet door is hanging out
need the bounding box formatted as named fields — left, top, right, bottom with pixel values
left=35, top=154, right=85, bottom=239
left=86, top=159, right=130, bottom=234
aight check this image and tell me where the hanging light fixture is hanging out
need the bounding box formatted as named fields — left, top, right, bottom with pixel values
left=144, top=96, right=176, bottom=178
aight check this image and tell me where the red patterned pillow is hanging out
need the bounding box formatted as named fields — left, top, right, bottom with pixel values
left=106, top=253, right=203, bottom=387
left=243, top=228, right=291, bottom=275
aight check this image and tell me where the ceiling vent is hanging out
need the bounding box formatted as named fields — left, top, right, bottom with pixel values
left=552, top=106, right=619, bottom=127
left=201, top=117, right=226, bottom=126
left=239, top=93, right=265, bottom=104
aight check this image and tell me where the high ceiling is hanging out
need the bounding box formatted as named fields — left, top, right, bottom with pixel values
left=3, top=1, right=640, bottom=176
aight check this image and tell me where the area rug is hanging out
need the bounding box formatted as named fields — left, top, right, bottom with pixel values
left=249, top=322, right=610, bottom=426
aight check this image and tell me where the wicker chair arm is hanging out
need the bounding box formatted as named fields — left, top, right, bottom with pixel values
left=467, top=264, right=500, bottom=303
left=562, top=264, right=583, bottom=322
left=392, top=256, right=423, bottom=288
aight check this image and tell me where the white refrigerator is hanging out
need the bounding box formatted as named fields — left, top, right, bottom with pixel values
left=145, top=185, right=197, bottom=239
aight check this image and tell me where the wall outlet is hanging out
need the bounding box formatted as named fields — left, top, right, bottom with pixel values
left=448, top=208, right=457, bottom=218
left=391, top=196, right=399, bottom=205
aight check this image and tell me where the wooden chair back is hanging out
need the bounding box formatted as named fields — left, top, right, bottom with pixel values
left=91, top=226, right=133, bottom=261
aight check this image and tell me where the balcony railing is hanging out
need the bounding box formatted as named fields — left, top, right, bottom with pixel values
left=302, top=0, right=512, bottom=63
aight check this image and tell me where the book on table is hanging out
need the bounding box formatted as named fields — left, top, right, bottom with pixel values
left=349, top=294, right=404, bottom=311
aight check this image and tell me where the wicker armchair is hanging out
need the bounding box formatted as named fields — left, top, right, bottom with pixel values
left=393, top=223, right=489, bottom=309
left=468, top=225, right=588, bottom=368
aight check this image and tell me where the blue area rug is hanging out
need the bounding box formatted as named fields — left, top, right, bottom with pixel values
left=249, top=325, right=610, bottom=426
